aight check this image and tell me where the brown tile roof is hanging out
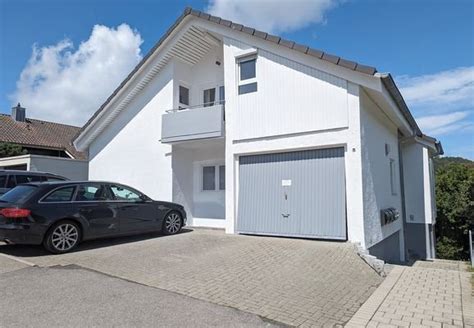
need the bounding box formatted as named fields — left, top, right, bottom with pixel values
left=0, top=114, right=87, bottom=160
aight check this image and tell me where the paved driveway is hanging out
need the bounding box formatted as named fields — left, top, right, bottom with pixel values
left=0, top=228, right=383, bottom=327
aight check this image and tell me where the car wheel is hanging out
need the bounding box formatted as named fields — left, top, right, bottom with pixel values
left=43, top=221, right=81, bottom=254
left=162, top=211, right=182, bottom=235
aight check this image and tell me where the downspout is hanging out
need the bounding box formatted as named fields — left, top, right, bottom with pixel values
left=398, top=131, right=409, bottom=263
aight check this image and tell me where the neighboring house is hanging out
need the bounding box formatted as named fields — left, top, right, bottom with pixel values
left=0, top=104, right=88, bottom=180
left=73, top=8, right=442, bottom=263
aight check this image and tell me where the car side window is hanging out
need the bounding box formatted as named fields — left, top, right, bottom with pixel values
left=16, top=175, right=42, bottom=184
left=75, top=184, right=111, bottom=201
left=110, top=185, right=141, bottom=201
left=6, top=175, right=16, bottom=188
left=42, top=186, right=76, bottom=203
left=0, top=175, right=6, bottom=188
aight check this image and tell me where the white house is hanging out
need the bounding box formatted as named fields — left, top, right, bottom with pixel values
left=74, top=8, right=442, bottom=263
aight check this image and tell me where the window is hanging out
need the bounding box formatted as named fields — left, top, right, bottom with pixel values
left=42, top=186, right=75, bottom=203
left=219, top=86, right=225, bottom=104
left=203, top=88, right=216, bottom=107
left=44, top=176, right=65, bottom=182
left=179, top=85, right=189, bottom=106
left=239, top=58, right=256, bottom=80
left=390, top=159, right=397, bottom=195
left=238, top=82, right=257, bottom=95
left=15, top=175, right=42, bottom=184
left=0, top=175, right=6, bottom=188
left=110, top=185, right=141, bottom=201
left=0, top=185, right=38, bottom=203
left=202, top=166, right=216, bottom=190
left=6, top=176, right=16, bottom=188
left=202, top=165, right=225, bottom=191
left=219, top=165, right=225, bottom=190
left=238, top=56, right=257, bottom=95
left=75, top=184, right=110, bottom=201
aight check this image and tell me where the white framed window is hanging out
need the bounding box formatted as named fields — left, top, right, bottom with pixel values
left=237, top=55, right=257, bottom=95
left=203, top=88, right=216, bottom=107
left=202, top=165, right=225, bottom=191
left=390, top=159, right=397, bottom=195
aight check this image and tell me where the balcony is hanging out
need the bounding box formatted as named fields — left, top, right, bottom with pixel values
left=161, top=103, right=225, bottom=144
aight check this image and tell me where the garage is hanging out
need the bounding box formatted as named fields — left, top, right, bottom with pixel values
left=237, top=147, right=347, bottom=239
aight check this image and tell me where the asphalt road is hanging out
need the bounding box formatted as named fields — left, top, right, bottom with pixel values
left=0, top=263, right=281, bottom=328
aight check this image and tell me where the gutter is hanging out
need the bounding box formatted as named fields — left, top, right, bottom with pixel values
left=376, top=73, right=422, bottom=137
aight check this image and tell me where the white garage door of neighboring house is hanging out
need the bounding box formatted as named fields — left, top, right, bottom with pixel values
left=237, top=147, right=347, bottom=240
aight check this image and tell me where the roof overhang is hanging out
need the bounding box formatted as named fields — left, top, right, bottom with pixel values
left=73, top=7, right=426, bottom=151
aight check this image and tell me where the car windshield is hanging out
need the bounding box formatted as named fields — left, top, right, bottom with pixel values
left=0, top=185, right=38, bottom=203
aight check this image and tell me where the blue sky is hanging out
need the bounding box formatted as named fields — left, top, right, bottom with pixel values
left=1, top=0, right=473, bottom=158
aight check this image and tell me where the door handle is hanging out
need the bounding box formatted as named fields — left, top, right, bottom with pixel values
left=282, top=214, right=290, bottom=218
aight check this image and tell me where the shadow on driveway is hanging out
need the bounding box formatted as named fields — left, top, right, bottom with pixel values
left=0, top=228, right=194, bottom=258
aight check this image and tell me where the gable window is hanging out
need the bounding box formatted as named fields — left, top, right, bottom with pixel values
left=240, top=58, right=256, bottom=80
left=238, top=56, right=257, bottom=95
left=202, top=165, right=225, bottom=191
left=390, top=159, right=397, bottom=195
left=179, top=85, right=189, bottom=106
left=203, top=88, right=216, bottom=107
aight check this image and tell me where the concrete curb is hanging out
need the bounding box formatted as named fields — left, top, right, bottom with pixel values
left=345, top=266, right=405, bottom=327
left=0, top=252, right=37, bottom=267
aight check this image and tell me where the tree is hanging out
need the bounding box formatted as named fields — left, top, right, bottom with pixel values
left=435, top=161, right=474, bottom=260
left=0, top=142, right=27, bottom=158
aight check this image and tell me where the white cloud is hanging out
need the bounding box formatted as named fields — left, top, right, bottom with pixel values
left=398, top=66, right=474, bottom=109
left=416, top=111, right=472, bottom=135
left=207, top=0, right=340, bottom=34
left=10, top=24, right=143, bottom=126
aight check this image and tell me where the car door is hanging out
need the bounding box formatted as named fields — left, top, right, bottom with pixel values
left=74, top=183, right=119, bottom=237
left=108, top=184, right=159, bottom=233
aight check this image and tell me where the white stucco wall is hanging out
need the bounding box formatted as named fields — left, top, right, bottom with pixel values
left=29, top=156, right=88, bottom=180
left=360, top=90, right=403, bottom=251
left=401, top=141, right=425, bottom=224
left=88, top=63, right=174, bottom=201
left=223, top=37, right=366, bottom=245
left=172, top=141, right=225, bottom=227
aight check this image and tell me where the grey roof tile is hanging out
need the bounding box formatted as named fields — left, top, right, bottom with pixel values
left=209, top=15, right=221, bottom=24
left=279, top=38, right=295, bottom=48
left=253, top=30, right=267, bottom=39
left=338, top=58, right=357, bottom=70
left=355, top=64, right=377, bottom=75
left=293, top=43, right=309, bottom=54
left=219, top=19, right=232, bottom=27
left=307, top=48, right=324, bottom=58
left=241, top=26, right=255, bottom=35
left=265, top=34, right=280, bottom=43
left=322, top=53, right=340, bottom=64
left=230, top=23, right=243, bottom=31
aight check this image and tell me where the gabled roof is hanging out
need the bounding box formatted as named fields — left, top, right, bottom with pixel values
left=0, top=114, right=87, bottom=160
left=74, top=7, right=428, bottom=147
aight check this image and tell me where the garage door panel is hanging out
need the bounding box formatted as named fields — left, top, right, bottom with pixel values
left=237, top=147, right=346, bottom=239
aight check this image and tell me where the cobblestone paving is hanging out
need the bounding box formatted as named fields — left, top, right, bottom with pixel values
left=346, top=260, right=473, bottom=328
left=0, top=229, right=382, bottom=327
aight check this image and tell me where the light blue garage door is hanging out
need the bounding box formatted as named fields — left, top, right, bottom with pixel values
left=237, top=148, right=346, bottom=240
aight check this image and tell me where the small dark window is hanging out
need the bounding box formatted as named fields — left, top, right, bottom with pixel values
left=203, top=166, right=216, bottom=190
left=240, top=58, right=256, bottom=80
left=0, top=175, right=6, bottom=188
left=219, top=86, right=225, bottom=104
left=42, top=186, right=75, bottom=203
left=44, top=176, right=65, bottom=182
left=179, top=86, right=189, bottom=106
left=16, top=175, right=42, bottom=184
left=203, top=88, right=216, bottom=107
left=238, top=82, right=258, bottom=95
left=6, top=176, right=16, bottom=188
left=219, top=165, right=225, bottom=190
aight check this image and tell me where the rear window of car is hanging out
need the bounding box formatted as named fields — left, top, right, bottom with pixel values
left=15, top=175, right=43, bottom=184
left=0, top=185, right=38, bottom=203
left=42, top=186, right=75, bottom=203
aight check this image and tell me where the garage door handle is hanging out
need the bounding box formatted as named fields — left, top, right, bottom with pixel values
left=282, top=214, right=290, bottom=218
